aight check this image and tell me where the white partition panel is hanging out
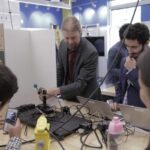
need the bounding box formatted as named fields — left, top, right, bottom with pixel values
left=30, top=29, right=56, bottom=89
left=4, top=29, right=56, bottom=107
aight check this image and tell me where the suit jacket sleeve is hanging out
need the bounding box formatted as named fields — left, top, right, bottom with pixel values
left=108, top=48, right=120, bottom=77
left=114, top=58, right=127, bottom=103
left=114, top=57, right=139, bottom=103
left=125, top=67, right=139, bottom=91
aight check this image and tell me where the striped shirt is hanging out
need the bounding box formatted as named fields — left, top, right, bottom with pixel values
left=5, top=137, right=21, bottom=150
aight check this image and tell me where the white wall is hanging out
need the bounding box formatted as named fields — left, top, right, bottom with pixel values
left=0, top=0, right=21, bottom=29
left=4, top=29, right=56, bottom=107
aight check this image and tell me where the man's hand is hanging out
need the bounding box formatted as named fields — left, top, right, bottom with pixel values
left=110, top=102, right=118, bottom=111
left=8, top=119, right=21, bottom=138
left=47, top=88, right=60, bottom=98
left=39, top=88, right=60, bottom=101
left=124, top=56, right=136, bottom=71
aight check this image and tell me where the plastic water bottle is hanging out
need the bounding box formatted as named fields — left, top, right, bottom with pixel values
left=107, top=116, right=124, bottom=150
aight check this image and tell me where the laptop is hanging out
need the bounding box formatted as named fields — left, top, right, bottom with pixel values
left=118, top=104, right=150, bottom=131
left=77, top=96, right=114, bottom=120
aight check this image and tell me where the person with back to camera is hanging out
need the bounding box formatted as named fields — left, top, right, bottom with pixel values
left=137, top=47, right=150, bottom=150
left=107, top=23, right=129, bottom=85
left=112, top=23, right=150, bottom=110
left=44, top=16, right=100, bottom=101
left=138, top=46, right=150, bottom=109
left=0, top=64, right=21, bottom=150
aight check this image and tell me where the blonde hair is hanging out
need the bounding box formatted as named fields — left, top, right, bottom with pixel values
left=62, top=16, right=82, bottom=34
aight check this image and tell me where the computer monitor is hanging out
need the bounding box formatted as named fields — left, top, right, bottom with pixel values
left=85, top=36, right=105, bottom=56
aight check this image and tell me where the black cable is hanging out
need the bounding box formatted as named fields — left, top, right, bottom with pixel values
left=80, top=131, right=91, bottom=150
left=8, top=0, right=13, bottom=29
left=97, top=121, right=108, bottom=146
left=24, top=125, right=28, bottom=136
left=69, top=104, right=90, bottom=117
left=75, top=105, right=89, bottom=118
left=80, top=129, right=103, bottom=150
left=22, top=139, right=35, bottom=144
left=124, top=123, right=135, bottom=136
left=46, top=129, right=66, bottom=150
left=0, top=144, right=7, bottom=147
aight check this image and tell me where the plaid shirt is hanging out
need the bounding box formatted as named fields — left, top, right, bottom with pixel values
left=5, top=137, right=21, bottom=150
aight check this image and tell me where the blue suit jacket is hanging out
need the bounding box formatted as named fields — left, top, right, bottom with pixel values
left=114, top=58, right=145, bottom=107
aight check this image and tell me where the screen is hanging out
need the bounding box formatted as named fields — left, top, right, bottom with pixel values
left=4, top=109, right=17, bottom=132
left=6, top=111, right=17, bottom=125
left=85, top=36, right=105, bottom=56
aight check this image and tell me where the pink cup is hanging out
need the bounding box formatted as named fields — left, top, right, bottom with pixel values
left=108, top=116, right=124, bottom=134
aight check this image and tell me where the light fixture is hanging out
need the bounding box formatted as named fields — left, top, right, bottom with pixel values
left=20, top=19, right=24, bottom=24
left=98, top=6, right=107, bottom=20
left=83, top=8, right=95, bottom=22
left=10, top=0, right=72, bottom=10
left=78, top=6, right=82, bottom=11
left=91, top=2, right=96, bottom=8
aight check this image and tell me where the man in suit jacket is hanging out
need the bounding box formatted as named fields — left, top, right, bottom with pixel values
left=46, top=16, right=99, bottom=101
left=113, top=23, right=150, bottom=109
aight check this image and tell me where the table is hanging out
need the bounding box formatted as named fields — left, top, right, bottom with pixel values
left=0, top=100, right=149, bottom=150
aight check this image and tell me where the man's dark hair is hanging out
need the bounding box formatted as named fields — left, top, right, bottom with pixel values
left=0, top=64, right=18, bottom=108
left=126, top=23, right=150, bottom=45
left=138, top=47, right=150, bottom=88
left=119, top=23, right=130, bottom=40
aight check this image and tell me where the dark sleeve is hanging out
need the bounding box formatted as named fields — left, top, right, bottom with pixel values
left=126, top=68, right=139, bottom=91
left=60, top=51, right=98, bottom=98
left=107, top=48, right=120, bottom=78
left=114, top=58, right=127, bottom=103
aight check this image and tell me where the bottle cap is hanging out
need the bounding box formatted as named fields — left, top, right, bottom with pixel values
left=108, top=116, right=124, bottom=134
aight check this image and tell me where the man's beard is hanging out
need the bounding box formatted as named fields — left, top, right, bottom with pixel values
left=129, top=53, right=139, bottom=59
left=129, top=47, right=144, bottom=60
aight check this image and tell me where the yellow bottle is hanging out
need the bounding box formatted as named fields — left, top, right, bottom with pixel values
left=34, top=115, right=50, bottom=150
